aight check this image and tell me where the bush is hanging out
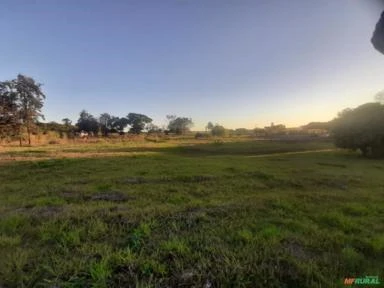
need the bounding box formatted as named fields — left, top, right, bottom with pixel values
left=195, top=132, right=209, bottom=139
left=211, top=125, right=226, bottom=137
left=331, top=103, right=384, bottom=158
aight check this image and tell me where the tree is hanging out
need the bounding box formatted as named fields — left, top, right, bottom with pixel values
left=105, top=116, right=118, bottom=133
left=111, top=117, right=129, bottom=134
left=264, top=123, right=286, bottom=136
left=211, top=124, right=226, bottom=137
left=372, top=11, right=384, bottom=55
left=0, top=80, right=20, bottom=140
left=374, top=90, right=384, bottom=104
left=167, top=116, right=193, bottom=135
left=127, top=113, right=152, bottom=134
left=0, top=75, right=46, bottom=145
left=62, top=118, right=72, bottom=126
left=166, top=115, right=176, bottom=122
left=99, top=113, right=113, bottom=136
left=331, top=103, right=384, bottom=158
left=146, top=123, right=161, bottom=134
left=76, top=110, right=99, bottom=134
left=15, top=75, right=46, bottom=145
left=206, top=122, right=214, bottom=132
left=60, top=118, right=75, bottom=138
left=234, top=128, right=251, bottom=136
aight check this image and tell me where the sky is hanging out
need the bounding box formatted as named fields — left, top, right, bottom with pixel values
left=1, top=0, right=383, bottom=130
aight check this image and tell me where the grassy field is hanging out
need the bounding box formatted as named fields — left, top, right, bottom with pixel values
left=0, top=139, right=383, bottom=287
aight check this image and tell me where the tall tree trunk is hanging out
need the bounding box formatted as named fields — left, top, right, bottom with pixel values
left=18, top=124, right=22, bottom=147
left=26, top=122, right=31, bottom=145
left=19, top=130, right=22, bottom=147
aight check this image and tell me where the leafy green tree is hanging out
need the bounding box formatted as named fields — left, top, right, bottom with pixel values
left=167, top=116, right=193, bottom=135
left=146, top=123, right=161, bottom=134
left=60, top=118, right=75, bottom=138
left=166, top=115, right=176, bottom=122
left=127, top=113, right=152, bottom=134
left=0, top=75, right=46, bottom=145
left=76, top=110, right=99, bottom=134
left=211, top=124, right=226, bottom=137
left=331, top=103, right=384, bottom=158
left=99, top=113, right=113, bottom=136
left=62, top=118, right=72, bottom=126
left=106, top=116, right=119, bottom=133
left=15, top=75, right=46, bottom=145
left=111, top=117, right=129, bottom=134
left=206, top=122, right=214, bottom=132
left=0, top=80, right=20, bottom=140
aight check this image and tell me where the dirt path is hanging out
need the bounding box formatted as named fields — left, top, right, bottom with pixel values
left=244, top=149, right=337, bottom=157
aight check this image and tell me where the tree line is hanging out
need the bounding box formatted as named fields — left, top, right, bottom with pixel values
left=0, top=74, right=334, bottom=143
left=72, top=111, right=193, bottom=136
left=1, top=74, right=384, bottom=157
left=0, top=74, right=196, bottom=144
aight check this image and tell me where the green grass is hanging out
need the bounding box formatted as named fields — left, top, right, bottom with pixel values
left=0, top=139, right=383, bottom=287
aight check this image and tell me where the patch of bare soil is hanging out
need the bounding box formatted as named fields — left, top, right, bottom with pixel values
left=89, top=191, right=132, bottom=202
left=60, top=189, right=85, bottom=202
left=119, top=175, right=216, bottom=185
left=15, top=205, right=63, bottom=218
left=281, top=239, right=314, bottom=261
left=35, top=206, right=64, bottom=218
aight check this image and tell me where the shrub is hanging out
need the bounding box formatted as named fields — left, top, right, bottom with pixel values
left=211, top=125, right=226, bottom=137
left=331, top=103, right=384, bottom=158
left=195, top=132, right=209, bottom=139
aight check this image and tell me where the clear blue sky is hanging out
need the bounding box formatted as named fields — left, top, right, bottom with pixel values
left=1, top=0, right=383, bottom=130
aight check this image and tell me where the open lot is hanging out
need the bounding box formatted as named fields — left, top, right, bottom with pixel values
left=0, top=139, right=383, bottom=287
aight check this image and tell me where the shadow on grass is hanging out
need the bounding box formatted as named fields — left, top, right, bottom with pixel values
left=1, top=140, right=356, bottom=169
left=57, top=140, right=336, bottom=157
